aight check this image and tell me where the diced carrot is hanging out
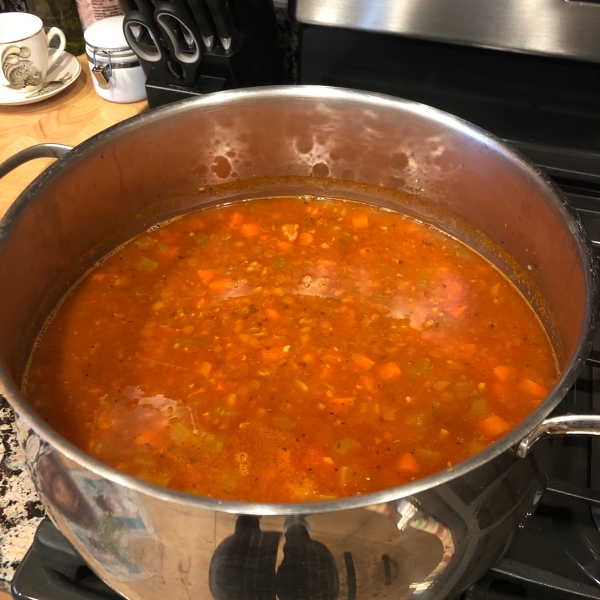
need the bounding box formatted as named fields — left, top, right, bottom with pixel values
left=160, top=234, right=178, bottom=244
left=320, top=366, right=333, bottom=381
left=352, top=214, right=369, bottom=229
left=209, top=277, right=232, bottom=290
left=449, top=305, right=467, bottom=317
left=163, top=246, right=179, bottom=258
left=262, top=346, right=286, bottom=363
left=520, top=378, right=549, bottom=399
left=493, top=365, right=516, bottom=382
left=96, top=413, right=114, bottom=430
left=299, top=232, right=314, bottom=245
left=195, top=361, right=211, bottom=378
left=215, top=379, right=231, bottom=392
left=198, top=269, right=214, bottom=282
left=277, top=241, right=293, bottom=252
left=445, top=280, right=463, bottom=294
left=187, top=218, right=205, bottom=230
left=352, top=354, right=375, bottom=371
left=479, top=415, right=511, bottom=438
left=135, top=427, right=165, bottom=448
left=359, top=374, right=378, bottom=394
left=195, top=297, right=206, bottom=309
left=264, top=308, right=279, bottom=321
left=397, top=453, right=420, bottom=476
left=303, top=448, right=324, bottom=465
left=377, top=362, right=402, bottom=379
left=241, top=223, right=262, bottom=237
left=277, top=449, right=291, bottom=464
left=229, top=212, right=244, bottom=229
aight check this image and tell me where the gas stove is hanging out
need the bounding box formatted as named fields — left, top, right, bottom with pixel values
left=10, top=16, right=600, bottom=600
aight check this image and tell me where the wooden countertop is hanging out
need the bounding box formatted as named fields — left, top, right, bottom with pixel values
left=0, top=54, right=148, bottom=219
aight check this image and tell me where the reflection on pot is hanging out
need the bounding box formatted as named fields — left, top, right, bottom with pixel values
left=209, top=510, right=453, bottom=600
left=17, top=420, right=157, bottom=582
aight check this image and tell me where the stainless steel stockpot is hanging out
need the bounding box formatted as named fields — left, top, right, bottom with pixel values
left=1, top=87, right=599, bottom=600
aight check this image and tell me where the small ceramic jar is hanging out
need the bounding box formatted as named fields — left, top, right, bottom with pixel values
left=84, top=15, right=146, bottom=103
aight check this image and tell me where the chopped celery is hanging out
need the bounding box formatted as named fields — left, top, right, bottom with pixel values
left=273, top=415, right=296, bottom=430
left=434, top=380, right=450, bottom=392
left=133, top=455, right=156, bottom=467
left=213, top=405, right=236, bottom=417
left=134, top=237, right=153, bottom=249
left=339, top=466, right=353, bottom=485
left=137, top=257, right=159, bottom=272
left=414, top=448, right=440, bottom=461
left=194, top=232, right=210, bottom=245
left=468, top=440, right=487, bottom=455
left=382, top=406, right=397, bottom=421
left=407, top=359, right=431, bottom=376
left=295, top=379, right=308, bottom=392
left=454, top=380, right=474, bottom=399
left=470, top=398, right=487, bottom=417
left=272, top=256, right=287, bottom=270
left=169, top=421, right=194, bottom=444
left=204, top=434, right=223, bottom=452
left=335, top=438, right=361, bottom=455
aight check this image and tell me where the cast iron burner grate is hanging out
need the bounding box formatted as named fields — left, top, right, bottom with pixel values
left=10, top=167, right=600, bottom=600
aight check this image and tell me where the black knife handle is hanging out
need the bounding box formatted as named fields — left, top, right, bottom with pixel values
left=133, top=0, right=155, bottom=16
left=118, top=0, right=138, bottom=14
left=205, top=0, right=235, bottom=41
left=185, top=0, right=215, bottom=42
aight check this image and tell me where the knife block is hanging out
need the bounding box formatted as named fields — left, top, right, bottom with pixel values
left=143, top=0, right=284, bottom=108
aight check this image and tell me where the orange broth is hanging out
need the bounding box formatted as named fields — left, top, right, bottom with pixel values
left=25, top=197, right=558, bottom=502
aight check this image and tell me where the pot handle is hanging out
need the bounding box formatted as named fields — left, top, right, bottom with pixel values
left=0, top=144, right=73, bottom=179
left=516, top=414, right=600, bottom=457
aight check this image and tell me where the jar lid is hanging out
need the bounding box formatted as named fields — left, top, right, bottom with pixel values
left=84, top=15, right=129, bottom=52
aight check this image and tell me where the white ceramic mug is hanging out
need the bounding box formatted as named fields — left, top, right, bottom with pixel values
left=0, top=12, right=66, bottom=90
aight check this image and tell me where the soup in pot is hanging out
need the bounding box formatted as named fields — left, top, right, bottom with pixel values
left=25, top=196, right=558, bottom=502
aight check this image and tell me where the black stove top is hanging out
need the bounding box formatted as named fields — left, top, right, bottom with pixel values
left=10, top=28, right=600, bottom=599
left=10, top=160, right=600, bottom=600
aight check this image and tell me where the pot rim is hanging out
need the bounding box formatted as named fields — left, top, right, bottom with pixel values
left=1, top=85, right=598, bottom=515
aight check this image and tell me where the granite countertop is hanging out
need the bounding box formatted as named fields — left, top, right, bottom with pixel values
left=0, top=11, right=297, bottom=590
left=0, top=398, right=45, bottom=589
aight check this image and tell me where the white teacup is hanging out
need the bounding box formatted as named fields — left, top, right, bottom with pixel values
left=0, top=12, right=66, bottom=90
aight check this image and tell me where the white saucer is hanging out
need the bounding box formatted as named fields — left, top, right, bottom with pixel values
left=0, top=48, right=81, bottom=106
